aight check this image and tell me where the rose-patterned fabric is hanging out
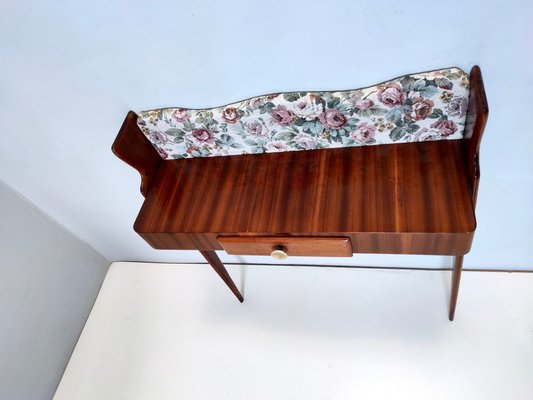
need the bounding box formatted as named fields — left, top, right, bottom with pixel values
left=137, top=67, right=469, bottom=159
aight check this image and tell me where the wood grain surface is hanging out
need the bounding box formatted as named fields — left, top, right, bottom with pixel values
left=134, top=140, right=476, bottom=255
left=218, top=236, right=353, bottom=257
left=111, top=111, right=162, bottom=196
left=463, top=66, right=489, bottom=206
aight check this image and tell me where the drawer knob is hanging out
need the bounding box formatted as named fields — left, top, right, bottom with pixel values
left=271, top=246, right=288, bottom=260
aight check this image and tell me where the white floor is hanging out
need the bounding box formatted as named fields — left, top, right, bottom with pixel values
left=54, top=262, right=533, bottom=400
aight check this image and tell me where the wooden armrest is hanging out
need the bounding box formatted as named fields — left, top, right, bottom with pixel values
left=464, top=66, right=489, bottom=206
left=111, top=111, right=162, bottom=196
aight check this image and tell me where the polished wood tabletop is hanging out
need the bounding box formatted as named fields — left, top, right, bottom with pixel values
left=134, top=140, right=476, bottom=255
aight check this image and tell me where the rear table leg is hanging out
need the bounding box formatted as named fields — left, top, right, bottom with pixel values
left=200, top=250, right=244, bottom=303
left=449, top=255, right=464, bottom=321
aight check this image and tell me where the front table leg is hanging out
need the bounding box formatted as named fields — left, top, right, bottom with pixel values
left=449, top=255, right=464, bottom=321
left=200, top=250, right=244, bottom=303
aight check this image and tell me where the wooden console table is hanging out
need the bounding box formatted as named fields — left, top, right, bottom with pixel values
left=112, top=66, right=488, bottom=320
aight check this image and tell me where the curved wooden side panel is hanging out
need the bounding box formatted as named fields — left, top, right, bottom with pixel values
left=464, top=66, right=489, bottom=206
left=112, top=111, right=162, bottom=196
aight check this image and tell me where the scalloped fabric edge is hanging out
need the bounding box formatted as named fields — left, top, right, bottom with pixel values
left=137, top=67, right=469, bottom=159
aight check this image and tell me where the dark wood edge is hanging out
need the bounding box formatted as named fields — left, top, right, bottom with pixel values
left=112, top=111, right=163, bottom=196
left=199, top=250, right=244, bottom=302
left=463, top=66, right=489, bottom=207
left=449, top=255, right=464, bottom=320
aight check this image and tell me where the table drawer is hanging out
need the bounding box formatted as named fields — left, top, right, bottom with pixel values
left=218, top=236, right=353, bottom=258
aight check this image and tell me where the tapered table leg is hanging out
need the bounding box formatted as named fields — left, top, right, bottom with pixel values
left=449, top=255, right=464, bottom=321
left=200, top=250, right=244, bottom=303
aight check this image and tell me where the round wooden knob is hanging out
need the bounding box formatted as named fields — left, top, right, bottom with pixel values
left=271, top=246, right=288, bottom=260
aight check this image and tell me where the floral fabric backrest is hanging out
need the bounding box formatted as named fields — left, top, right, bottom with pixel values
left=137, top=67, right=469, bottom=159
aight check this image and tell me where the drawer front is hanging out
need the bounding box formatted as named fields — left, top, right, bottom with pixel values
left=218, top=236, right=353, bottom=257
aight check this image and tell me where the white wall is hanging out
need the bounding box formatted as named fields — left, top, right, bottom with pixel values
left=0, top=180, right=109, bottom=400
left=1, top=0, right=532, bottom=268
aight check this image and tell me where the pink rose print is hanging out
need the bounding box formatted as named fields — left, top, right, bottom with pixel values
left=407, top=97, right=434, bottom=121
left=292, top=98, right=323, bottom=121
left=355, top=99, right=374, bottom=110
left=191, top=128, right=216, bottom=144
left=377, top=82, right=407, bottom=108
left=430, top=120, right=458, bottom=136
left=149, top=130, right=168, bottom=144
left=271, top=105, right=295, bottom=125
left=352, top=122, right=377, bottom=142
left=170, top=108, right=190, bottom=122
left=418, top=129, right=439, bottom=142
left=245, top=121, right=268, bottom=136
left=319, top=109, right=348, bottom=129
left=221, top=107, right=241, bottom=124
left=447, top=96, right=467, bottom=117
left=251, top=97, right=266, bottom=109
left=295, top=134, right=320, bottom=150
left=266, top=140, right=287, bottom=152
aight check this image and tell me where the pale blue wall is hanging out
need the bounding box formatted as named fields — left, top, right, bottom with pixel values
left=0, top=0, right=531, bottom=268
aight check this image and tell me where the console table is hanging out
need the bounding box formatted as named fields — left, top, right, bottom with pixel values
left=112, top=66, right=488, bottom=320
